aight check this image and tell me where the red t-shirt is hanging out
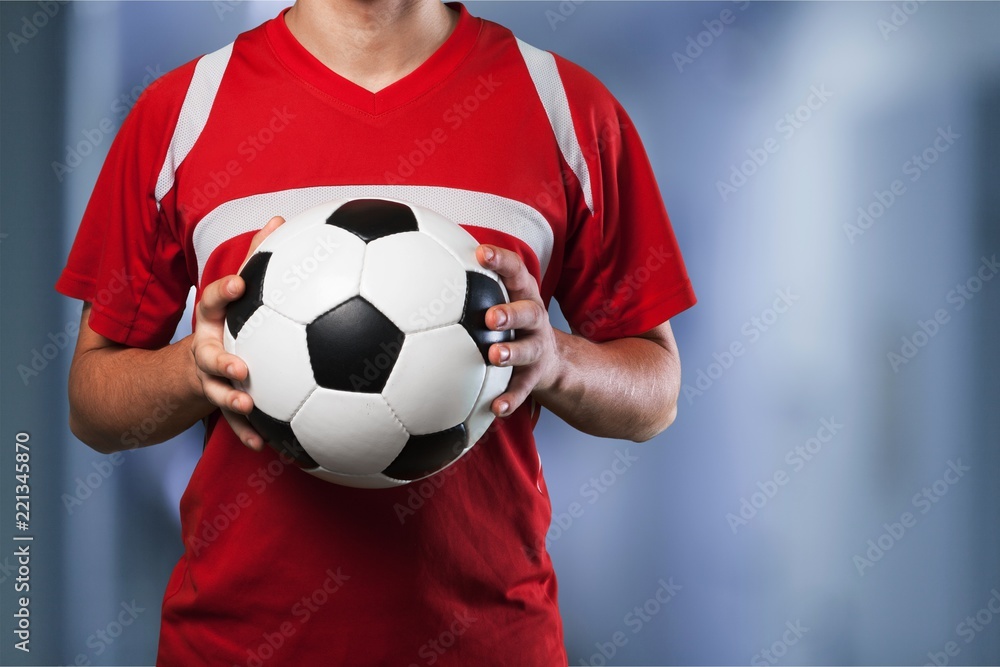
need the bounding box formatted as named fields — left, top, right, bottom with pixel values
left=56, top=4, right=696, bottom=665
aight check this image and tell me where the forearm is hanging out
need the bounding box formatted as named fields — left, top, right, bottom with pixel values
left=68, top=333, right=213, bottom=453
left=532, top=329, right=680, bottom=442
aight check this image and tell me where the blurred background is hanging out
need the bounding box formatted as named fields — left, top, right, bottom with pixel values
left=2, top=1, right=999, bottom=665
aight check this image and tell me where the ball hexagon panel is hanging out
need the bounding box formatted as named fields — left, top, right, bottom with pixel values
left=260, top=225, right=365, bottom=324
left=382, top=324, right=485, bottom=436
left=461, top=271, right=514, bottom=363
left=248, top=407, right=318, bottom=469
left=227, top=251, right=271, bottom=339
left=411, top=205, right=487, bottom=274
left=360, top=232, right=467, bottom=334
left=253, top=201, right=348, bottom=255
left=233, top=306, right=315, bottom=422
left=465, top=364, right=512, bottom=448
left=291, top=389, right=409, bottom=475
left=382, top=424, right=468, bottom=481
left=326, top=198, right=418, bottom=242
left=306, top=296, right=404, bottom=393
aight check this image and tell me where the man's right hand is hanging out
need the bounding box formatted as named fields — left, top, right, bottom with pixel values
left=191, top=216, right=284, bottom=451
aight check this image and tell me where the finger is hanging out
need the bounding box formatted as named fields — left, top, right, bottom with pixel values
left=197, top=275, right=245, bottom=324
left=489, top=336, right=544, bottom=368
left=201, top=374, right=254, bottom=414
left=247, top=216, right=285, bottom=257
left=476, top=245, right=539, bottom=302
left=487, top=299, right=545, bottom=333
left=193, top=342, right=248, bottom=382
left=222, top=408, right=264, bottom=451
left=491, top=369, right=537, bottom=417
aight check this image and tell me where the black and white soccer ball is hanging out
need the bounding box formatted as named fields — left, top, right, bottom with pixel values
left=223, top=198, right=513, bottom=489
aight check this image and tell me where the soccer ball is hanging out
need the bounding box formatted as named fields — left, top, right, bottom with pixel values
left=223, top=198, right=513, bottom=489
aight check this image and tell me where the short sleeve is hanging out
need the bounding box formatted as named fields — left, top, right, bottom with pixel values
left=55, top=73, right=193, bottom=349
left=552, top=60, right=696, bottom=342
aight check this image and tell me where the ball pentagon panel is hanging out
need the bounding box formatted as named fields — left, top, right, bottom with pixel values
left=306, top=296, right=405, bottom=394
left=226, top=251, right=271, bottom=340
left=325, top=198, right=419, bottom=242
left=382, top=424, right=468, bottom=481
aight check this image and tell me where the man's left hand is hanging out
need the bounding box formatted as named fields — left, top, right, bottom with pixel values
left=476, top=244, right=562, bottom=418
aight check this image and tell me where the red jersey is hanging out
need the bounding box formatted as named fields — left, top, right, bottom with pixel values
left=56, top=4, right=696, bottom=665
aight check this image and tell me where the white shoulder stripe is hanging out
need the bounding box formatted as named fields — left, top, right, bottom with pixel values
left=192, top=185, right=555, bottom=285
left=514, top=38, right=594, bottom=216
left=155, top=41, right=234, bottom=206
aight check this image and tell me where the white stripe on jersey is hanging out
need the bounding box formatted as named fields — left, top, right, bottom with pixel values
left=514, top=39, right=595, bottom=216
left=155, top=41, right=235, bottom=207
left=192, top=185, right=555, bottom=285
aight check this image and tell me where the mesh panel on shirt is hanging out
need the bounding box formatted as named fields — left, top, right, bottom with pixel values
left=191, top=185, right=555, bottom=286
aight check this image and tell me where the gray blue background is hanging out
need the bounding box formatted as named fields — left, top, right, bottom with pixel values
left=2, top=1, right=999, bottom=665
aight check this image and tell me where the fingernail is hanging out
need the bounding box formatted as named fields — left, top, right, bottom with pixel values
left=246, top=437, right=260, bottom=450
left=231, top=397, right=242, bottom=411
left=497, top=400, right=510, bottom=416
left=226, top=364, right=235, bottom=378
left=497, top=346, right=510, bottom=364
left=227, top=279, right=238, bottom=296
left=494, top=308, right=507, bottom=329
left=482, top=246, right=495, bottom=262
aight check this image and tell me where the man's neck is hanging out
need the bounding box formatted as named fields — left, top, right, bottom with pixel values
left=284, top=0, right=459, bottom=93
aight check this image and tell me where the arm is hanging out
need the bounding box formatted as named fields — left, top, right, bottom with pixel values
left=478, top=245, right=681, bottom=443
left=67, top=220, right=283, bottom=454
left=534, top=324, right=680, bottom=442
left=68, top=307, right=210, bottom=454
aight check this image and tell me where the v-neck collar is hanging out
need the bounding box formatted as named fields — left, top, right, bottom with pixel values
left=265, top=2, right=481, bottom=116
